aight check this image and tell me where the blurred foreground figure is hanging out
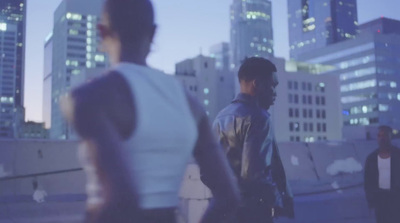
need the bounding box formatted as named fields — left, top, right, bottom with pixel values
left=213, top=58, right=294, bottom=223
left=61, top=0, right=239, bottom=222
left=364, top=125, right=400, bottom=223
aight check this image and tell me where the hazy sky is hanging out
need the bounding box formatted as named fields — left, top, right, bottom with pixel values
left=25, top=0, right=398, bottom=122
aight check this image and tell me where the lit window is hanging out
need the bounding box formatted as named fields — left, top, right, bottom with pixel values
left=379, top=104, right=389, bottom=112
left=0, top=23, right=7, bottom=31
left=340, top=79, right=377, bottom=92
left=203, top=88, right=210, bottom=95
left=86, top=61, right=92, bottom=68
left=86, top=54, right=92, bottom=60
left=87, top=23, right=93, bottom=29
left=72, top=69, right=80, bottom=75
left=69, top=29, right=78, bottom=35
left=362, top=106, right=368, bottom=113
left=94, top=54, right=105, bottom=62
left=204, top=99, right=209, bottom=106
left=67, top=13, right=82, bottom=21
left=87, top=30, right=92, bottom=36
left=390, top=82, right=397, bottom=88
left=65, top=60, right=70, bottom=66
left=87, top=46, right=92, bottom=52
left=87, top=38, right=92, bottom=44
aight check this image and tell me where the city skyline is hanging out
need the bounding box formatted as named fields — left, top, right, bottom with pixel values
left=25, top=0, right=399, bottom=123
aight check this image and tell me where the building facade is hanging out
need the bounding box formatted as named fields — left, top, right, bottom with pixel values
left=270, top=58, right=342, bottom=143
left=19, top=121, right=49, bottom=139
left=300, top=18, right=400, bottom=133
left=50, top=0, right=108, bottom=139
left=230, top=0, right=274, bottom=70
left=0, top=1, right=26, bottom=138
left=0, top=0, right=26, bottom=108
left=288, top=0, right=358, bottom=59
left=175, top=55, right=234, bottom=122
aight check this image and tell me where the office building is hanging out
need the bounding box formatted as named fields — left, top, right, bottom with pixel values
left=288, top=0, right=358, bottom=59
left=19, top=121, right=49, bottom=139
left=230, top=0, right=274, bottom=70
left=175, top=55, right=234, bottom=121
left=0, top=1, right=26, bottom=138
left=50, top=0, right=108, bottom=139
left=0, top=0, right=26, bottom=108
left=300, top=18, right=400, bottom=133
left=270, top=58, right=342, bottom=142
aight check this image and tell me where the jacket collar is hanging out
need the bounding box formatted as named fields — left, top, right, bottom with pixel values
left=232, top=93, right=258, bottom=106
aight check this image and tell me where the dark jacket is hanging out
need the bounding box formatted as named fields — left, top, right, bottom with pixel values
left=364, top=146, right=400, bottom=208
left=212, top=93, right=294, bottom=217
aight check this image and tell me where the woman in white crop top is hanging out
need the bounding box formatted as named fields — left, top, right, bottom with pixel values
left=61, top=0, right=240, bottom=222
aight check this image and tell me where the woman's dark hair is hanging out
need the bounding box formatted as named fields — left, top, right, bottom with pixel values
left=104, top=0, right=155, bottom=44
left=238, top=57, right=277, bottom=82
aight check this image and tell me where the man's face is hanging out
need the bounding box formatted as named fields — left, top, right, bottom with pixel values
left=377, top=129, right=391, bottom=148
left=255, top=72, right=278, bottom=110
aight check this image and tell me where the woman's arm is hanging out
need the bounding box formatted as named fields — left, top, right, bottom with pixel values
left=185, top=92, right=240, bottom=223
left=61, top=73, right=138, bottom=207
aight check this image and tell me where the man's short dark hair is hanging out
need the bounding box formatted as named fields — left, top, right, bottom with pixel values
left=104, top=0, right=155, bottom=44
left=238, top=57, right=277, bottom=82
left=379, top=125, right=393, bottom=135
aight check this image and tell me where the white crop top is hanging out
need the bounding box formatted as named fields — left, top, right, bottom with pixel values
left=80, top=62, right=198, bottom=209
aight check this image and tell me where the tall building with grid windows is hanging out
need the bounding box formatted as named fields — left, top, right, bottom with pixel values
left=270, top=58, right=342, bottom=143
left=288, top=0, right=358, bottom=59
left=50, top=0, right=108, bottom=139
left=0, top=0, right=26, bottom=138
left=230, top=0, right=274, bottom=70
left=300, top=18, right=400, bottom=135
left=175, top=55, right=235, bottom=122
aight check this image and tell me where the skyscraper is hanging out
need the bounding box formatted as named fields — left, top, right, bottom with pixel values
left=0, top=0, right=26, bottom=138
left=288, top=0, right=358, bottom=59
left=230, top=0, right=274, bottom=70
left=300, top=17, right=400, bottom=133
left=0, top=0, right=26, bottom=108
left=50, top=0, right=108, bottom=139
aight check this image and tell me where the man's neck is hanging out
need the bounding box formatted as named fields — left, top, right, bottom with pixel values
left=378, top=145, right=392, bottom=158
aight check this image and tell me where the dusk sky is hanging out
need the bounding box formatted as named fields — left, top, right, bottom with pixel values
left=25, top=0, right=398, bottom=122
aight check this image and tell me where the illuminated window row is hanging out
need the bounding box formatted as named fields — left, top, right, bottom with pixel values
left=66, top=13, right=82, bottom=21
left=0, top=97, right=13, bottom=103
left=246, top=11, right=270, bottom=20
left=307, top=43, right=375, bottom=64
left=340, top=67, right=375, bottom=81
left=335, top=54, right=375, bottom=70
left=341, top=93, right=376, bottom=104
left=379, top=81, right=397, bottom=88
left=340, top=79, right=376, bottom=92
left=346, top=117, right=379, bottom=126
left=378, top=93, right=400, bottom=101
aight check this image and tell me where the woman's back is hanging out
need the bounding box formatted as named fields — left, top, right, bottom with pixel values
left=81, top=63, right=198, bottom=210
left=113, top=63, right=198, bottom=209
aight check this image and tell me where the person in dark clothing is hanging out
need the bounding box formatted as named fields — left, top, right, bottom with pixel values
left=212, top=57, right=294, bottom=223
left=364, top=125, right=400, bottom=223
left=60, top=0, right=240, bottom=222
